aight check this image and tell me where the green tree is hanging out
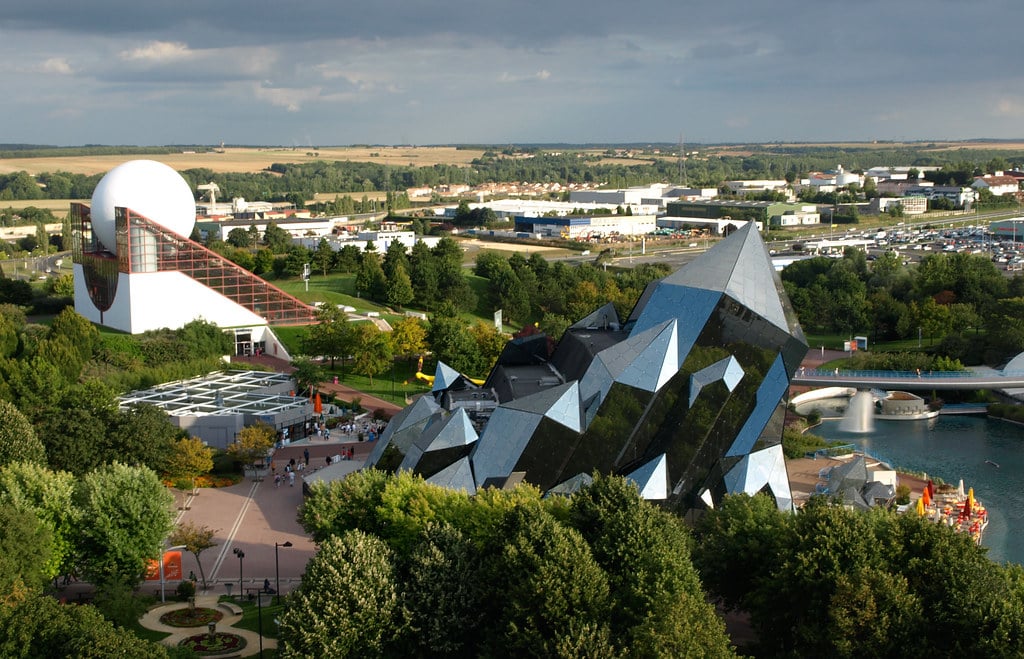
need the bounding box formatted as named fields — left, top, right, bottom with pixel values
left=389, top=316, right=427, bottom=361
left=253, top=247, right=275, bottom=275
left=226, top=227, right=253, bottom=248
left=484, top=505, right=614, bottom=657
left=0, top=506, right=52, bottom=603
left=409, top=240, right=439, bottom=309
left=385, top=261, right=415, bottom=309
left=356, top=251, right=387, bottom=302
left=312, top=238, right=334, bottom=276
left=402, top=522, right=488, bottom=656
left=0, top=400, right=46, bottom=467
left=569, top=475, right=733, bottom=656
left=278, top=530, right=401, bottom=658
left=166, top=436, right=214, bottom=493
left=333, top=244, right=362, bottom=273
left=0, top=593, right=170, bottom=658
left=263, top=221, right=292, bottom=253
left=298, top=468, right=392, bottom=543
left=0, top=462, right=78, bottom=582
left=291, top=356, right=326, bottom=394
left=427, top=316, right=480, bottom=376
left=227, top=423, right=276, bottom=468
left=350, top=323, right=393, bottom=385
left=109, top=403, right=179, bottom=474
left=75, top=462, right=175, bottom=587
left=167, top=520, right=218, bottom=590
left=37, top=380, right=118, bottom=475
left=301, top=304, right=350, bottom=368
left=468, top=321, right=505, bottom=376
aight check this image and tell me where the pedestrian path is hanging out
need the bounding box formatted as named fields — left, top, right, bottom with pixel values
left=138, top=593, right=277, bottom=657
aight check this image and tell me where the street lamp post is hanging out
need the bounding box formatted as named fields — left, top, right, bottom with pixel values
left=275, top=541, right=292, bottom=604
left=160, top=544, right=187, bottom=603
left=232, top=548, right=245, bottom=598
left=256, top=591, right=265, bottom=657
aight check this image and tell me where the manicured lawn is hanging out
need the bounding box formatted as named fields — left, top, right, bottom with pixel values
left=227, top=597, right=286, bottom=640
left=129, top=620, right=170, bottom=644
left=324, top=359, right=432, bottom=407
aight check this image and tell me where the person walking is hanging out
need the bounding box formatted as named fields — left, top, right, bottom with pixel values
left=303, top=448, right=310, bottom=466
left=289, top=471, right=295, bottom=487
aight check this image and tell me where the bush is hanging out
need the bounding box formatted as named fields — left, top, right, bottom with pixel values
left=92, top=577, right=147, bottom=628
left=211, top=451, right=239, bottom=475
left=176, top=580, right=196, bottom=600
left=895, top=483, right=911, bottom=505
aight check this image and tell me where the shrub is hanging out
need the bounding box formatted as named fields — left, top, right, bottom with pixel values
left=176, top=579, right=196, bottom=600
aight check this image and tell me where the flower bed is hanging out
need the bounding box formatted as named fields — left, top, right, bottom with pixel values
left=159, top=606, right=224, bottom=627
left=178, top=632, right=246, bottom=656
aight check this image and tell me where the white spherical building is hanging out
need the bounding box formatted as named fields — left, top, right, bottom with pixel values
left=89, top=160, right=196, bottom=254
left=72, top=160, right=312, bottom=348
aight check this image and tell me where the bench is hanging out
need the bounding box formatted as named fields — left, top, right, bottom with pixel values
left=219, top=601, right=243, bottom=616
left=244, top=586, right=273, bottom=600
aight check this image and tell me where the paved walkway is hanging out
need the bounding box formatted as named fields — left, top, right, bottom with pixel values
left=138, top=593, right=277, bottom=657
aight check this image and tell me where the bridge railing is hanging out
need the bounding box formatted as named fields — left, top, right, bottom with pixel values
left=797, top=368, right=1020, bottom=380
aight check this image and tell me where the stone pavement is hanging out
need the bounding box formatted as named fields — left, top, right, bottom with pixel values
left=138, top=592, right=277, bottom=657
left=173, top=435, right=375, bottom=601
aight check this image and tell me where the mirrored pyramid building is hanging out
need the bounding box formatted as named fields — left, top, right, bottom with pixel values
left=366, top=223, right=808, bottom=513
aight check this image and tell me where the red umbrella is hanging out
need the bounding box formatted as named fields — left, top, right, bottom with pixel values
left=314, top=392, right=323, bottom=414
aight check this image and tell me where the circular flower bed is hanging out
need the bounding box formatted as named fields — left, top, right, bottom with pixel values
left=178, top=632, right=246, bottom=656
left=159, top=606, right=224, bottom=627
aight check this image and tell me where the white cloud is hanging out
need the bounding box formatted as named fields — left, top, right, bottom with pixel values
left=252, top=83, right=324, bottom=112
left=39, top=57, right=73, bottom=74
left=992, top=98, right=1024, bottom=118
left=119, top=41, right=192, bottom=62
left=498, top=69, right=553, bottom=84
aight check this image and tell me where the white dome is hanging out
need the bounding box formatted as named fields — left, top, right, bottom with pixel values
left=90, top=160, right=196, bottom=254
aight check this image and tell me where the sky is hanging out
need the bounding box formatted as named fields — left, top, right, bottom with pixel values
left=2, top=0, right=1023, bottom=147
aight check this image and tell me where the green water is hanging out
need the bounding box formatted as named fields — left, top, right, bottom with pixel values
left=817, top=415, right=1024, bottom=565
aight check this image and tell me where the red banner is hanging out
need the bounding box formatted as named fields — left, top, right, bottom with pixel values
left=144, top=551, right=183, bottom=581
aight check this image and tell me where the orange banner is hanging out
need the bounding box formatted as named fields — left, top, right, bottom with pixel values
left=144, top=551, right=183, bottom=581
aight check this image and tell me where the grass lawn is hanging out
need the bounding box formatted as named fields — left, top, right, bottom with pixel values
left=324, top=359, right=432, bottom=407
left=226, top=597, right=286, bottom=640
left=130, top=619, right=171, bottom=644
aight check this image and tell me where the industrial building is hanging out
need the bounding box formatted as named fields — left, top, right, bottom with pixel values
left=513, top=214, right=658, bottom=240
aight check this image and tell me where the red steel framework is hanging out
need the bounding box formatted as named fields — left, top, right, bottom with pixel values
left=72, top=203, right=315, bottom=325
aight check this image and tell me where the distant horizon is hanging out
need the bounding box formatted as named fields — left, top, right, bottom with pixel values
left=5, top=138, right=1024, bottom=150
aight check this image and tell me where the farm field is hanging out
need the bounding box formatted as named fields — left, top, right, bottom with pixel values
left=0, top=146, right=487, bottom=176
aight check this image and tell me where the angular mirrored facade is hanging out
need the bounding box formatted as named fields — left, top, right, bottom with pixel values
left=367, top=223, right=808, bottom=512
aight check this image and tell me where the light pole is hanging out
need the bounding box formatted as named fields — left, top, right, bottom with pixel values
left=160, top=544, right=187, bottom=603
left=232, top=548, right=245, bottom=598
left=256, top=591, right=265, bottom=657
left=275, top=541, right=292, bottom=604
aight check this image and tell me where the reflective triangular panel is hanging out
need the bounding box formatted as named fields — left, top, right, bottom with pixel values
left=426, top=456, right=477, bottom=495
left=625, top=453, right=668, bottom=500
left=617, top=319, right=678, bottom=393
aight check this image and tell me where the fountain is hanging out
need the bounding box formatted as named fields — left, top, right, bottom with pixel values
left=839, top=389, right=875, bottom=433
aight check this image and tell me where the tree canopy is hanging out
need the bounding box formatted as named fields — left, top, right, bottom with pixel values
left=292, top=470, right=735, bottom=657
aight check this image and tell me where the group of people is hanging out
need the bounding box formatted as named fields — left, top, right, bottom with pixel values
left=272, top=457, right=307, bottom=487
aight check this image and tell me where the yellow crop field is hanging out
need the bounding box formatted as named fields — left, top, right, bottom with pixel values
left=0, top=146, right=487, bottom=176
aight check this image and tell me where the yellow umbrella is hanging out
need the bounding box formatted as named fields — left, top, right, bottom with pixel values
left=916, top=497, right=926, bottom=516
left=968, top=487, right=975, bottom=511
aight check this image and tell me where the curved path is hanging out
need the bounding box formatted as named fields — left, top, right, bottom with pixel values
left=138, top=593, right=277, bottom=657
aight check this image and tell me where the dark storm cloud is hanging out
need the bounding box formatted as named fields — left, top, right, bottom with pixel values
left=2, top=0, right=1024, bottom=145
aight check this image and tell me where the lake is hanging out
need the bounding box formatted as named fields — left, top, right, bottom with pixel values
left=816, top=415, right=1024, bottom=565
